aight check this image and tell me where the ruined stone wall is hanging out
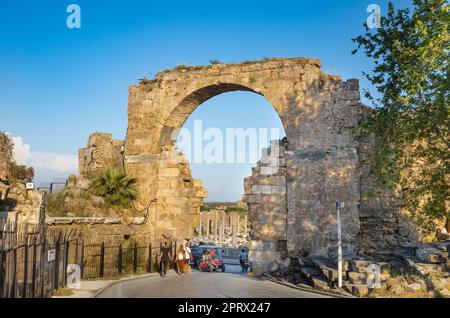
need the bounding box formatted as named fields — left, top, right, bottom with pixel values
left=0, top=147, right=8, bottom=182
left=1, top=183, right=42, bottom=224
left=78, top=132, right=124, bottom=178
left=358, top=133, right=419, bottom=256
left=243, top=140, right=288, bottom=274
left=125, top=58, right=363, bottom=258
left=45, top=220, right=152, bottom=245
left=152, top=146, right=207, bottom=242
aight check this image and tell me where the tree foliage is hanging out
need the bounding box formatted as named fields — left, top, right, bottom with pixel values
left=353, top=0, right=449, bottom=230
left=91, top=169, right=137, bottom=207
left=9, top=164, right=34, bottom=183
left=0, top=132, right=34, bottom=183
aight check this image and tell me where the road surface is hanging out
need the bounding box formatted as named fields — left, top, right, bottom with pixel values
left=96, top=265, right=330, bottom=298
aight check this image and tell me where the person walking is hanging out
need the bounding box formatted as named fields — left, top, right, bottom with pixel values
left=159, top=241, right=172, bottom=277
left=184, top=241, right=192, bottom=273
left=175, top=245, right=186, bottom=274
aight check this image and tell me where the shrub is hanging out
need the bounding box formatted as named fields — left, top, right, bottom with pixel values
left=91, top=169, right=137, bottom=207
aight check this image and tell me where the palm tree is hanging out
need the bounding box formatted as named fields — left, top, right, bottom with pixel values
left=92, top=169, right=137, bottom=207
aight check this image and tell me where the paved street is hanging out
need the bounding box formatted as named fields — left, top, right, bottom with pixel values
left=96, top=264, right=330, bottom=298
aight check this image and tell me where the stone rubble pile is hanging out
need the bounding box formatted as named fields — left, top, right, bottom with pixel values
left=269, top=241, right=450, bottom=298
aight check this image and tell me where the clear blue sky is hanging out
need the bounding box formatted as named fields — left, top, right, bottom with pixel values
left=0, top=0, right=409, bottom=201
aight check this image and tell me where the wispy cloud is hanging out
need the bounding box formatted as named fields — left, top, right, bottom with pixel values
left=12, top=135, right=78, bottom=183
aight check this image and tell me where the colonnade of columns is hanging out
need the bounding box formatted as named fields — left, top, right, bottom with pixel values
left=198, top=210, right=248, bottom=244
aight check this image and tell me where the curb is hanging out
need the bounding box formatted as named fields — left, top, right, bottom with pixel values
left=92, top=271, right=175, bottom=298
left=262, top=275, right=355, bottom=298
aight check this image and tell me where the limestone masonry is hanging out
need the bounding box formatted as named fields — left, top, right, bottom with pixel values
left=78, top=132, right=124, bottom=178
left=124, top=58, right=368, bottom=264
left=2, top=58, right=428, bottom=276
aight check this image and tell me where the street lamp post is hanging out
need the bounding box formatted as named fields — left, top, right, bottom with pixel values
left=336, top=201, right=344, bottom=288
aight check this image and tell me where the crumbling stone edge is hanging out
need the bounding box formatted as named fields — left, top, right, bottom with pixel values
left=262, top=274, right=353, bottom=298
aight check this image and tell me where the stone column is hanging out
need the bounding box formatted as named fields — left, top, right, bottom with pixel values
left=232, top=212, right=237, bottom=246
left=237, top=215, right=240, bottom=235
left=244, top=214, right=248, bottom=236
left=206, top=212, right=210, bottom=237
left=199, top=212, right=203, bottom=236
left=221, top=214, right=225, bottom=243
left=214, top=210, right=218, bottom=239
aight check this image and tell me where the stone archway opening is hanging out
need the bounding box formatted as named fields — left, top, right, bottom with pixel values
left=168, top=89, right=287, bottom=251
left=125, top=58, right=364, bottom=274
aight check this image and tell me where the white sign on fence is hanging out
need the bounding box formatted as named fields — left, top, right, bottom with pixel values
left=48, top=249, right=56, bottom=262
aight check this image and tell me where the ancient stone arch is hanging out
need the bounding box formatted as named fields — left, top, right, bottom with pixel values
left=124, top=58, right=365, bottom=267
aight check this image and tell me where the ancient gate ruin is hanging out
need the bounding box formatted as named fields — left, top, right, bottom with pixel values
left=124, top=58, right=371, bottom=272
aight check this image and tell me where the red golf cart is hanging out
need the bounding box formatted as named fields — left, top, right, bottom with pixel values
left=197, top=246, right=225, bottom=272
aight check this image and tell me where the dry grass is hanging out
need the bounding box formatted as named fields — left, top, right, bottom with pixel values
left=51, top=288, right=74, bottom=297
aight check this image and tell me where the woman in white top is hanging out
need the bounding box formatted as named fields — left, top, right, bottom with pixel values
left=175, top=245, right=186, bottom=274
left=184, top=242, right=192, bottom=272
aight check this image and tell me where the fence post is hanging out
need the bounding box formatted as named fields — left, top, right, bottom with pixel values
left=133, top=242, right=138, bottom=273
left=99, top=242, right=105, bottom=277
left=0, top=248, right=4, bottom=298
left=80, top=240, right=84, bottom=279
left=54, top=237, right=60, bottom=290
left=75, top=239, right=79, bottom=266
left=11, top=246, right=17, bottom=298
left=147, top=243, right=152, bottom=273
left=31, top=242, right=37, bottom=298
left=40, top=240, right=46, bottom=298
left=23, top=243, right=29, bottom=298
left=118, top=244, right=122, bottom=274
left=64, top=240, right=70, bottom=286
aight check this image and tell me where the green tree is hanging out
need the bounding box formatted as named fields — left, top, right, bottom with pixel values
left=9, top=164, right=34, bottom=183
left=1, top=132, right=35, bottom=183
left=91, top=169, right=137, bottom=207
left=0, top=132, right=14, bottom=165
left=353, top=0, right=449, bottom=230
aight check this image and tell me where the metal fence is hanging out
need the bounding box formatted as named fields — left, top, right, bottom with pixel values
left=0, top=222, right=177, bottom=298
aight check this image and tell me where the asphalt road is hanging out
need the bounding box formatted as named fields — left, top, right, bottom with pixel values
left=96, top=264, right=329, bottom=298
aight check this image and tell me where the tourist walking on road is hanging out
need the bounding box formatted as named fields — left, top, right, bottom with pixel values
left=175, top=245, right=186, bottom=274
left=184, top=241, right=192, bottom=273
left=159, top=241, right=172, bottom=277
